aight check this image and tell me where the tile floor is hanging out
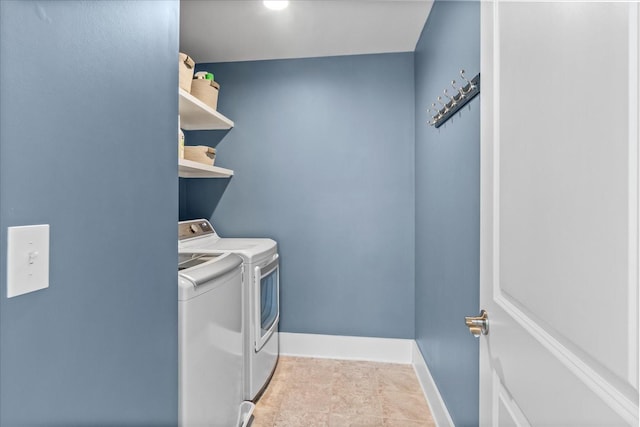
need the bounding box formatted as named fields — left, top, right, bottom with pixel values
left=251, top=356, right=436, bottom=427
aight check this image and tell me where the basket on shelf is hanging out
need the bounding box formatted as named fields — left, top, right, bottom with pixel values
left=179, top=52, right=195, bottom=93
left=184, top=145, right=216, bottom=166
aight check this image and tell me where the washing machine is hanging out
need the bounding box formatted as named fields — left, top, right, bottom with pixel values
left=178, top=252, right=254, bottom=427
left=178, top=219, right=279, bottom=401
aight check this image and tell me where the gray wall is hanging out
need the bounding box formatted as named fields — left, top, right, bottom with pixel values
left=0, top=1, right=179, bottom=425
left=181, top=53, right=416, bottom=339
left=414, top=1, right=480, bottom=426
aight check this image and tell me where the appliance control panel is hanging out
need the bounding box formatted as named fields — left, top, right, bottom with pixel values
left=179, top=219, right=215, bottom=240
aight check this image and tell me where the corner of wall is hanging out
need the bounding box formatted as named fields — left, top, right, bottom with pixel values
left=412, top=341, right=455, bottom=427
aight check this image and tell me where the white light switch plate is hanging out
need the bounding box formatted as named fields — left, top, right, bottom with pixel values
left=7, top=224, right=50, bottom=298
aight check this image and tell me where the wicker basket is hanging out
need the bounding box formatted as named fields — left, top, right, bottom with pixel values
left=179, top=53, right=195, bottom=93
left=190, top=79, right=220, bottom=111
left=184, top=146, right=216, bottom=166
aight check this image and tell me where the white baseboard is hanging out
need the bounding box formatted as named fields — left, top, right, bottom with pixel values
left=412, top=341, right=455, bottom=427
left=279, top=332, right=413, bottom=364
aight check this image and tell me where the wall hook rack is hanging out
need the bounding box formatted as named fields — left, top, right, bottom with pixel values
left=428, top=70, right=480, bottom=128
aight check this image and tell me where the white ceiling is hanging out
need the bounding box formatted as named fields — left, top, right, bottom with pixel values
left=180, top=0, right=434, bottom=64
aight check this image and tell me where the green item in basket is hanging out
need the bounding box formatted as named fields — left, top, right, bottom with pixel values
left=194, top=71, right=215, bottom=81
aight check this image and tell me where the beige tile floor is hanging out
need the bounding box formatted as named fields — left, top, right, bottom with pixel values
left=251, top=356, right=436, bottom=427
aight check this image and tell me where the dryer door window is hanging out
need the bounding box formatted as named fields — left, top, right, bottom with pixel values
left=255, top=255, right=279, bottom=352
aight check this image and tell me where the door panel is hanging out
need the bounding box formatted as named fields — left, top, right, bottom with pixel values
left=499, top=1, right=632, bottom=385
left=494, top=308, right=629, bottom=426
left=480, top=1, right=639, bottom=425
left=496, top=376, right=530, bottom=427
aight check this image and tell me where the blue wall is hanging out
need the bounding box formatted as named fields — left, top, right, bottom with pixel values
left=0, top=1, right=179, bottom=425
left=414, top=1, right=480, bottom=426
left=181, top=53, right=416, bottom=339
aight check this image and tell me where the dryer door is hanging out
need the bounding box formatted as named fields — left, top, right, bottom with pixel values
left=254, top=255, right=279, bottom=352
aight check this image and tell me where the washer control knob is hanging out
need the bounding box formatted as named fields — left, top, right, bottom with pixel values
left=190, top=224, right=199, bottom=233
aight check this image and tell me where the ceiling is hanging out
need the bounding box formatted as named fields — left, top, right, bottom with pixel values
left=180, top=0, right=434, bottom=64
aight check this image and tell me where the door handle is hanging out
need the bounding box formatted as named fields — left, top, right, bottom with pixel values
left=465, top=310, right=489, bottom=337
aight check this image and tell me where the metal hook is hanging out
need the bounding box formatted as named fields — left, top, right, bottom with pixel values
left=451, top=80, right=465, bottom=98
left=443, top=88, right=456, bottom=106
left=460, top=69, right=476, bottom=93
left=437, top=96, right=449, bottom=112
left=460, top=69, right=471, bottom=85
left=427, top=108, right=440, bottom=124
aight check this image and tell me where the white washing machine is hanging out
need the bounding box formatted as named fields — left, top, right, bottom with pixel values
left=178, top=252, right=254, bottom=427
left=178, top=219, right=279, bottom=401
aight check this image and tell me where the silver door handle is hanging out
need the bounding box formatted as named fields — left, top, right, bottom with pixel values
left=465, top=310, right=489, bottom=337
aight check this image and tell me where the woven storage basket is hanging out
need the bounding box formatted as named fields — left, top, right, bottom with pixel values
left=179, top=53, right=195, bottom=93
left=191, top=79, right=220, bottom=111
left=184, top=146, right=216, bottom=166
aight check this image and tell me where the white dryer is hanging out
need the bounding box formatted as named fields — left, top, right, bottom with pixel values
left=178, top=219, right=279, bottom=401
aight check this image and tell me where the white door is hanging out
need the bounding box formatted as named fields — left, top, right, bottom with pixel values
left=478, top=1, right=639, bottom=425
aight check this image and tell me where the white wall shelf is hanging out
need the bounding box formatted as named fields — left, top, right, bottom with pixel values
left=179, top=158, right=233, bottom=178
left=178, top=87, right=235, bottom=178
left=179, top=88, right=234, bottom=130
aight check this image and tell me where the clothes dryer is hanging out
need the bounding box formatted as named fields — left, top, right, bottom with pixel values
left=178, top=219, right=279, bottom=401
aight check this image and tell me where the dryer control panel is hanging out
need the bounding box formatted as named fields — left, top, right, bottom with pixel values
left=179, top=219, right=215, bottom=241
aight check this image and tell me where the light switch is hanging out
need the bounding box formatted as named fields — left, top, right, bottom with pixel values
left=7, top=224, right=50, bottom=298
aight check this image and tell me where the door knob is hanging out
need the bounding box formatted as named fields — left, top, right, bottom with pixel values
left=465, top=310, right=489, bottom=337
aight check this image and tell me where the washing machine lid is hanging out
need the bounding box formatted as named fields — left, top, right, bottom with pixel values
left=178, top=252, right=243, bottom=300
